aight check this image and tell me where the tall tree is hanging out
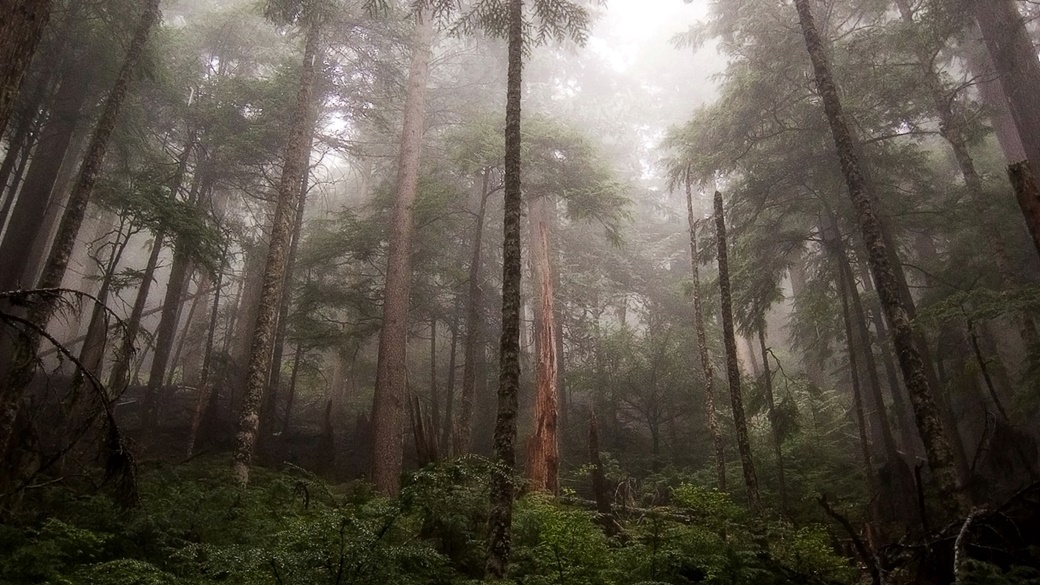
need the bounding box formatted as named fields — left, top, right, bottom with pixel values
left=486, top=0, right=526, bottom=575
left=793, top=0, right=968, bottom=517
left=684, top=175, right=725, bottom=491
left=713, top=190, right=760, bottom=510
left=232, top=11, right=322, bottom=487
left=369, top=10, right=435, bottom=496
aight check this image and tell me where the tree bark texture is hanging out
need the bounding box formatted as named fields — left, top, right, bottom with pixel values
left=0, top=0, right=162, bottom=459
left=525, top=196, right=559, bottom=494
left=486, top=0, right=524, bottom=577
left=231, top=19, right=320, bottom=487
left=369, top=12, right=433, bottom=496
left=714, top=191, right=760, bottom=510
left=685, top=176, right=726, bottom=491
left=0, top=0, right=52, bottom=138
left=794, top=0, right=968, bottom=517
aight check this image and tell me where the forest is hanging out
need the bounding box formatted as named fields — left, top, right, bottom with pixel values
left=1, top=0, right=1039, bottom=583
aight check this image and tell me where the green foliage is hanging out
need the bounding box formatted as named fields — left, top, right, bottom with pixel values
left=511, top=494, right=618, bottom=585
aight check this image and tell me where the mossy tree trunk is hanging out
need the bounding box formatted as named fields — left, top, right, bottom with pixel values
left=486, top=0, right=524, bottom=576
left=684, top=175, right=725, bottom=491
left=713, top=191, right=760, bottom=510
left=793, top=0, right=968, bottom=517
left=232, top=17, right=321, bottom=487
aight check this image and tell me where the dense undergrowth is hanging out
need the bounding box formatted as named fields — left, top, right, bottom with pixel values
left=0, top=456, right=862, bottom=585
left=2, top=456, right=1035, bottom=585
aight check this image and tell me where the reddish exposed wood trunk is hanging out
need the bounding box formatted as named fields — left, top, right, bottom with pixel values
left=714, top=191, right=760, bottom=510
left=232, top=19, right=320, bottom=487
left=0, top=0, right=162, bottom=459
left=794, top=0, right=968, bottom=516
left=486, top=0, right=524, bottom=576
left=369, top=13, right=433, bottom=495
left=684, top=175, right=725, bottom=491
left=525, top=196, right=558, bottom=494
left=0, top=0, right=52, bottom=137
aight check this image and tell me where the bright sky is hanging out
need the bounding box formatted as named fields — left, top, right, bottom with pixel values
left=589, top=0, right=711, bottom=74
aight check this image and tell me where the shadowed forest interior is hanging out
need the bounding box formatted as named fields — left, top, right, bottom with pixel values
left=1, top=0, right=1040, bottom=583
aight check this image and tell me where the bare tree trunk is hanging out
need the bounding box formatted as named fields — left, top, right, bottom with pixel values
left=525, top=195, right=559, bottom=494
left=685, top=174, right=726, bottom=491
left=232, top=18, right=320, bottom=487
left=369, top=12, right=433, bottom=495
left=758, top=326, right=788, bottom=513
left=430, top=316, right=440, bottom=443
left=714, top=191, right=760, bottom=510
left=0, top=0, right=52, bottom=137
left=0, top=0, right=162, bottom=459
left=1008, top=162, right=1040, bottom=259
left=794, top=0, right=968, bottom=517
left=457, top=171, right=491, bottom=454
left=0, top=68, right=89, bottom=293
left=486, top=0, right=524, bottom=576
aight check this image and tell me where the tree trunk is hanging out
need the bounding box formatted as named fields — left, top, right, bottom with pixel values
left=141, top=217, right=198, bottom=441
left=261, top=170, right=311, bottom=452
left=187, top=262, right=224, bottom=457
left=837, top=258, right=880, bottom=517
left=430, top=316, right=440, bottom=443
left=525, top=195, right=559, bottom=494
left=0, top=0, right=162, bottom=459
left=0, top=96, right=39, bottom=214
left=369, top=12, right=433, bottom=496
left=0, top=0, right=52, bottom=138
left=441, top=303, right=459, bottom=453
left=0, top=68, right=89, bottom=293
left=78, top=222, right=132, bottom=379
left=685, top=174, right=726, bottom=491
left=794, top=0, right=968, bottom=517
left=714, top=191, right=760, bottom=510
left=486, top=0, right=524, bottom=576
left=281, top=344, right=304, bottom=435
left=232, top=17, right=320, bottom=487
left=457, top=170, right=491, bottom=454
left=588, top=413, right=620, bottom=535
left=758, top=326, right=788, bottom=513
left=971, top=0, right=1040, bottom=176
